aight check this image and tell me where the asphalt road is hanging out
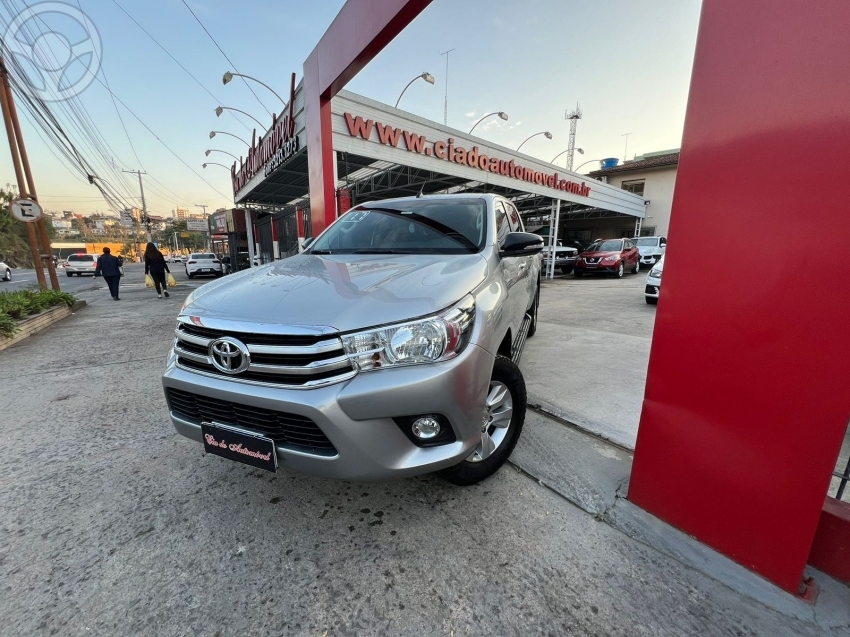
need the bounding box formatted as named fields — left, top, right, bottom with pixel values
left=1, top=262, right=215, bottom=295
left=0, top=272, right=827, bottom=636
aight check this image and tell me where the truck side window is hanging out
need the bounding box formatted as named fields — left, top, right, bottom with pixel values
left=505, top=202, right=523, bottom=233
left=495, top=201, right=510, bottom=248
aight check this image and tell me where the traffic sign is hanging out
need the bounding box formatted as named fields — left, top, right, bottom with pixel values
left=10, top=198, right=43, bottom=222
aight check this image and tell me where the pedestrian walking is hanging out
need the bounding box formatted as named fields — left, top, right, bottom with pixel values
left=144, top=242, right=171, bottom=299
left=94, top=247, right=122, bottom=300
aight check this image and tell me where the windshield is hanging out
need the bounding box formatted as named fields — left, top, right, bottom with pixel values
left=634, top=238, right=659, bottom=247
left=310, top=199, right=487, bottom=254
left=586, top=240, right=623, bottom=252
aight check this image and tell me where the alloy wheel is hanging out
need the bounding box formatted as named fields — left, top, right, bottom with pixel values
left=467, top=381, right=513, bottom=463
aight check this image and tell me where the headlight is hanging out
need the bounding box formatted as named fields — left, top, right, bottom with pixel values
left=649, top=268, right=662, bottom=278
left=602, top=255, right=619, bottom=262
left=342, top=295, right=475, bottom=371
left=180, top=290, right=197, bottom=313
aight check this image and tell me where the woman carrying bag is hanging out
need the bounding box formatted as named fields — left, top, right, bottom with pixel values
left=144, top=242, right=171, bottom=298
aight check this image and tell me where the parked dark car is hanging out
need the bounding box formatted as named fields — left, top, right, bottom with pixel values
left=574, top=239, right=641, bottom=278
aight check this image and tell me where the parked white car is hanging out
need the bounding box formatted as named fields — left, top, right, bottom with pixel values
left=645, top=255, right=664, bottom=304
left=185, top=253, right=223, bottom=279
left=632, top=236, right=667, bottom=267
left=0, top=259, right=11, bottom=282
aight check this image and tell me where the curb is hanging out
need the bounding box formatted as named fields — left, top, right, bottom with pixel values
left=0, top=300, right=87, bottom=352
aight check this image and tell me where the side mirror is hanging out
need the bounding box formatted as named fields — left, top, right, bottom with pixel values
left=302, top=237, right=316, bottom=251
left=500, top=232, right=544, bottom=257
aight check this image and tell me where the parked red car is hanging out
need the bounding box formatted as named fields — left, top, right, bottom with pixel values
left=574, top=239, right=641, bottom=278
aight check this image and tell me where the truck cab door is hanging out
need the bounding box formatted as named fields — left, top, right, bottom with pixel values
left=495, top=201, right=524, bottom=342
left=505, top=200, right=535, bottom=312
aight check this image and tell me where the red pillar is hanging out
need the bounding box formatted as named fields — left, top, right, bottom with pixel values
left=303, top=0, right=433, bottom=236
left=629, top=0, right=850, bottom=593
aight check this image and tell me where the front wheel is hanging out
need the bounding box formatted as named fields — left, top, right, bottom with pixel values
left=614, top=262, right=625, bottom=278
left=439, top=355, right=527, bottom=486
left=632, top=260, right=640, bottom=274
left=574, top=269, right=584, bottom=278
left=3, top=268, right=10, bottom=281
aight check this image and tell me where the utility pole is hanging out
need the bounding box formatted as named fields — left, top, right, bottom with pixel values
left=123, top=169, right=151, bottom=242
left=440, top=48, right=455, bottom=126
left=0, top=57, right=59, bottom=290
left=195, top=205, right=209, bottom=250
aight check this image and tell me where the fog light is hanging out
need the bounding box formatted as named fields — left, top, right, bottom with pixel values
left=411, top=417, right=441, bottom=440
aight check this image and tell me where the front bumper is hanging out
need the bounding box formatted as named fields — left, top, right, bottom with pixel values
left=639, top=254, right=663, bottom=265
left=575, top=261, right=619, bottom=274
left=542, top=258, right=577, bottom=270
left=162, top=343, right=495, bottom=481
left=645, top=276, right=661, bottom=298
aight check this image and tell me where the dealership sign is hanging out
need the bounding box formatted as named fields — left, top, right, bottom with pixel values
left=343, top=113, right=592, bottom=197
left=232, top=73, right=299, bottom=195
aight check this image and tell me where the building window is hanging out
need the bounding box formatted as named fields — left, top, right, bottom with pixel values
left=622, top=179, right=645, bottom=197
left=638, top=226, right=656, bottom=237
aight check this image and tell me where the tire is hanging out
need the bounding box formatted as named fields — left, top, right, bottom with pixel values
left=645, top=296, right=658, bottom=305
left=631, top=260, right=640, bottom=274
left=3, top=268, right=10, bottom=281
left=526, top=279, right=540, bottom=338
left=574, top=269, right=584, bottom=278
left=66, top=272, right=72, bottom=278
left=614, top=262, right=625, bottom=278
left=560, top=266, right=573, bottom=275
left=187, top=273, right=195, bottom=279
left=439, top=355, right=527, bottom=486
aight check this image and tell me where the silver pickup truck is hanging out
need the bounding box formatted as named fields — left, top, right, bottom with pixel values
left=162, top=194, right=543, bottom=485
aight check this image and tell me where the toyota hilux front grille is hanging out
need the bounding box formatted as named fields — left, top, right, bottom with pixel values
left=166, top=388, right=336, bottom=455
left=173, top=320, right=355, bottom=388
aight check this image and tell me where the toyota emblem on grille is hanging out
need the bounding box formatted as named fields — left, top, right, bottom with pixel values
left=209, top=337, right=251, bottom=374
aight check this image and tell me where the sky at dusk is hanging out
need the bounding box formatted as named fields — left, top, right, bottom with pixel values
left=0, top=0, right=702, bottom=217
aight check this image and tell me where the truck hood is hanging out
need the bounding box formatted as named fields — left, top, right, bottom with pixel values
left=183, top=253, right=489, bottom=333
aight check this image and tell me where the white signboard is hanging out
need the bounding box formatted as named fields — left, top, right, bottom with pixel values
left=186, top=218, right=208, bottom=232
left=10, top=198, right=43, bottom=223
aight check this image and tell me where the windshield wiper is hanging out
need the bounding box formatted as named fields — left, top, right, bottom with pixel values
left=352, top=249, right=410, bottom=254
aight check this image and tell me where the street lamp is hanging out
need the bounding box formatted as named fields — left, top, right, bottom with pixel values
left=206, top=149, right=239, bottom=161
left=516, top=131, right=553, bottom=153
left=395, top=72, right=435, bottom=108
left=203, top=162, right=231, bottom=170
left=573, top=158, right=608, bottom=173
left=222, top=71, right=287, bottom=106
left=469, top=111, right=509, bottom=134
left=215, top=106, right=264, bottom=128
left=551, top=147, right=584, bottom=165
left=209, top=130, right=249, bottom=145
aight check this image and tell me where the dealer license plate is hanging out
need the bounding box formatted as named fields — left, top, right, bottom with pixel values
left=201, top=422, right=278, bottom=472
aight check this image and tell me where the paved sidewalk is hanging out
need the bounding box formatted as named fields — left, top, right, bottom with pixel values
left=0, top=280, right=844, bottom=636
left=521, top=274, right=654, bottom=449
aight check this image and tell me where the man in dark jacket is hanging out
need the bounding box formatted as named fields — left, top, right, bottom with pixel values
left=94, top=247, right=122, bottom=300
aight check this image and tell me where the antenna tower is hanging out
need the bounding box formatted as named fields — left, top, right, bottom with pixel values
left=565, top=104, right=582, bottom=171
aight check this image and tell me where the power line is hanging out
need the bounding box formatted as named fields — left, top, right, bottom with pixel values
left=89, top=73, right=233, bottom=201
left=178, top=0, right=272, bottom=117
left=110, top=0, right=253, bottom=134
